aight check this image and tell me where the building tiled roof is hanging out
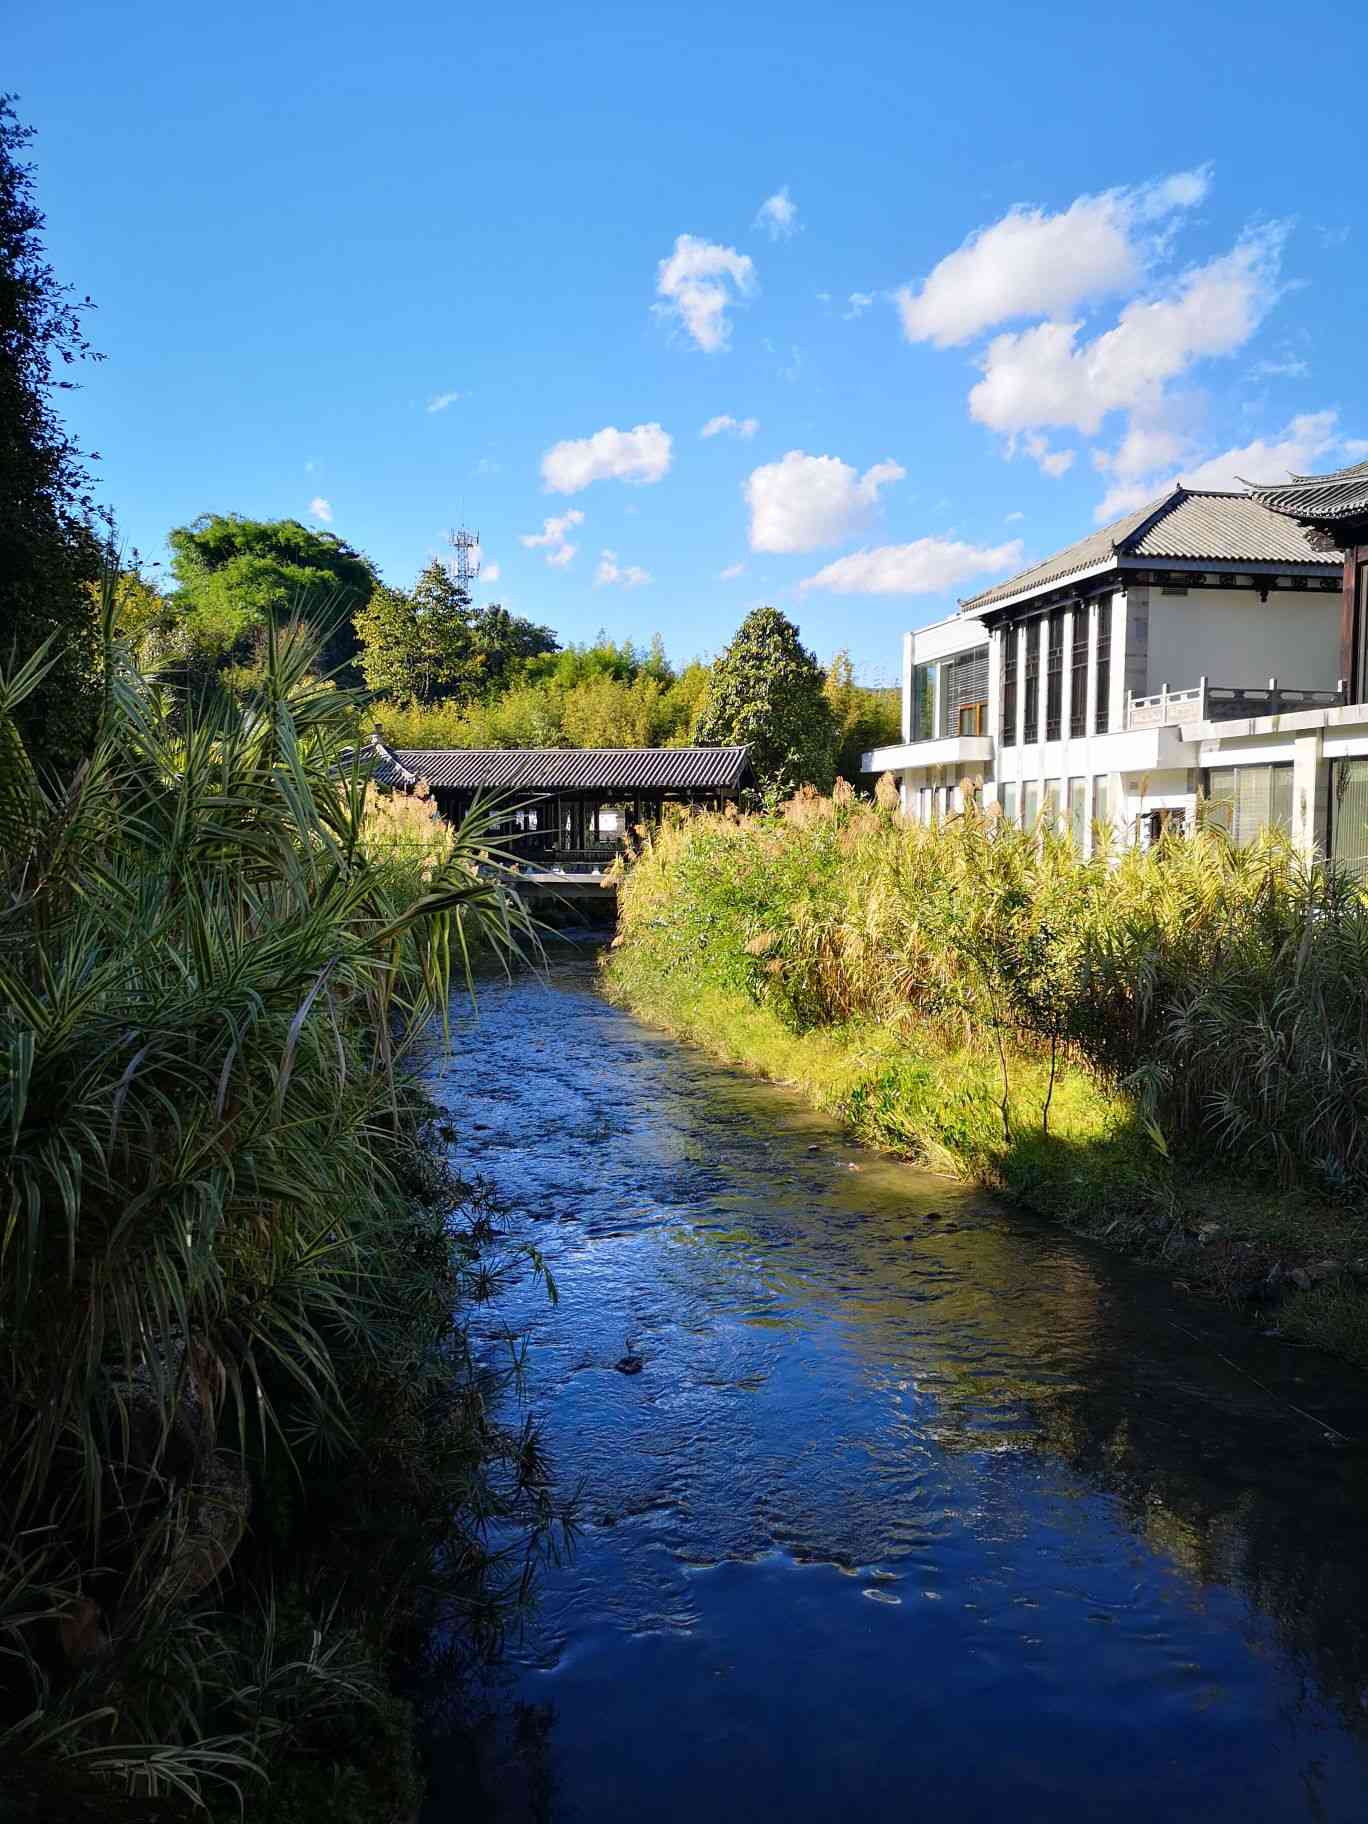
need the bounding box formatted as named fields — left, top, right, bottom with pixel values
left=1242, top=457, right=1368, bottom=525
left=366, top=743, right=752, bottom=795
left=960, top=486, right=1338, bottom=613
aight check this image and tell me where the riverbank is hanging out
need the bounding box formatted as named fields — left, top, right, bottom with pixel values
left=603, top=794, right=1368, bottom=1368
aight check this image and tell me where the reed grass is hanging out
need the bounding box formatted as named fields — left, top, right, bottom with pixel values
left=605, top=787, right=1368, bottom=1359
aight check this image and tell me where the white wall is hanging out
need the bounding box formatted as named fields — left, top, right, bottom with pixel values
left=1143, top=585, right=1341, bottom=697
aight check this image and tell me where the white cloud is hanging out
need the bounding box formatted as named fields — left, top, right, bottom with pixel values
left=897, top=168, right=1211, bottom=348
left=1005, top=511, right=1025, bottom=523
left=308, top=496, right=333, bottom=523
left=595, top=550, right=652, bottom=588
left=541, top=423, right=673, bottom=493
left=701, top=414, right=759, bottom=439
left=755, top=186, right=799, bottom=241
left=719, top=562, right=746, bottom=580
left=745, top=450, right=906, bottom=554
left=969, top=226, right=1286, bottom=439
left=1021, top=432, right=1076, bottom=477
left=800, top=536, right=1025, bottom=596
left=1092, top=409, right=1344, bottom=522
left=482, top=560, right=501, bottom=584
left=520, top=509, right=584, bottom=568
left=844, top=291, right=876, bottom=319
left=655, top=235, right=756, bottom=352
left=1250, top=356, right=1309, bottom=380
left=426, top=390, right=464, bottom=413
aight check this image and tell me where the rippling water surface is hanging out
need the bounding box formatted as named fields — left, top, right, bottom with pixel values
left=423, top=957, right=1368, bottom=1823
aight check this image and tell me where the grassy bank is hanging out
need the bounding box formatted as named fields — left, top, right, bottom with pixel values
left=0, top=616, right=562, bottom=1819
left=603, top=788, right=1368, bottom=1367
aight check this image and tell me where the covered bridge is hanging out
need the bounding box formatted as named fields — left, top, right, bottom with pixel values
left=364, top=741, right=753, bottom=871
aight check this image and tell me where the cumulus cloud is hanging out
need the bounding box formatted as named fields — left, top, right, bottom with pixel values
left=745, top=450, right=906, bottom=554
left=482, top=560, right=501, bottom=584
left=520, top=510, right=584, bottom=568
left=969, top=226, right=1286, bottom=439
left=426, top=390, right=464, bottom=413
left=755, top=186, right=799, bottom=241
left=1092, top=409, right=1345, bottom=522
left=897, top=168, right=1211, bottom=348
left=800, top=536, right=1025, bottom=595
left=1021, top=432, right=1076, bottom=477
left=701, top=414, right=759, bottom=439
left=655, top=235, right=757, bottom=352
left=844, top=291, right=876, bottom=320
left=719, top=562, right=746, bottom=580
left=308, top=497, right=332, bottom=523
left=541, top=423, right=673, bottom=493
left=595, top=550, right=652, bottom=588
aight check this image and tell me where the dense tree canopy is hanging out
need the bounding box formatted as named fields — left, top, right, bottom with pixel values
left=167, top=512, right=380, bottom=680
left=694, top=606, right=838, bottom=795
left=826, top=650, right=901, bottom=783
left=356, top=557, right=557, bottom=706
left=0, top=95, right=104, bottom=771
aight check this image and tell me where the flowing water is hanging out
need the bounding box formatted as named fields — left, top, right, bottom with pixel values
left=423, top=957, right=1368, bottom=1823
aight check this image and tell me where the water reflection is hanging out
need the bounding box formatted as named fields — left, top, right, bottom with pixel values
left=423, top=960, right=1368, bottom=1823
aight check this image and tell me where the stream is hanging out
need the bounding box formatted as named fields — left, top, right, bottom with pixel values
left=422, top=956, right=1368, bottom=1822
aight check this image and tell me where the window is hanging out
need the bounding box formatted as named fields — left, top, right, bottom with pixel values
left=1205, top=764, right=1294, bottom=846
left=1023, top=781, right=1040, bottom=828
left=1023, top=623, right=1041, bottom=745
left=1043, top=782, right=1060, bottom=830
left=1001, top=782, right=1018, bottom=826
left=1093, top=778, right=1111, bottom=846
left=1069, top=778, right=1087, bottom=850
left=1001, top=629, right=1018, bottom=748
left=1094, top=604, right=1112, bottom=734
left=1332, top=759, right=1368, bottom=878
left=1045, top=611, right=1065, bottom=741
left=1069, top=612, right=1088, bottom=738
left=938, top=648, right=989, bottom=740
left=911, top=663, right=936, bottom=742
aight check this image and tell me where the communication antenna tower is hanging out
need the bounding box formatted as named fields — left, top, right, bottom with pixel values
left=449, top=523, right=481, bottom=594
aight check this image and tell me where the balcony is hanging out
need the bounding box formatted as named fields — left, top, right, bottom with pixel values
left=1126, top=677, right=1346, bottom=731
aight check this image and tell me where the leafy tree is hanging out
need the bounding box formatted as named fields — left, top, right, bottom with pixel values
left=0, top=95, right=105, bottom=771
left=167, top=512, right=379, bottom=680
left=357, top=558, right=556, bottom=706
left=694, top=606, right=837, bottom=795
left=825, top=650, right=901, bottom=786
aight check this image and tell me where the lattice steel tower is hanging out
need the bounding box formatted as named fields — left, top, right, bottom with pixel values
left=449, top=524, right=481, bottom=593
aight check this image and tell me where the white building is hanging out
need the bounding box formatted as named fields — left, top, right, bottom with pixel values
left=863, top=484, right=1368, bottom=873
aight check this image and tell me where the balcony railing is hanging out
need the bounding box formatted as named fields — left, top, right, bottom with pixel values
left=1126, top=677, right=1346, bottom=730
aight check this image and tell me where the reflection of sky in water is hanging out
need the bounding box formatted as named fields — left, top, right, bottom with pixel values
left=423, top=961, right=1368, bottom=1824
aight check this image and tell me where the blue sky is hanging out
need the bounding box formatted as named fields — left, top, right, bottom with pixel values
left=13, top=0, right=1368, bottom=678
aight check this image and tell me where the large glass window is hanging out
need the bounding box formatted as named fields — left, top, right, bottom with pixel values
left=1001, top=782, right=1018, bottom=826
left=1001, top=629, right=1018, bottom=749
left=1069, top=611, right=1088, bottom=738
left=1023, top=781, right=1040, bottom=828
left=1045, top=611, right=1065, bottom=741
left=911, top=663, right=936, bottom=742
left=938, top=648, right=990, bottom=739
left=1023, top=622, right=1041, bottom=745
left=1093, top=778, right=1111, bottom=846
left=1069, top=778, right=1087, bottom=849
left=1043, top=782, right=1060, bottom=831
left=1333, top=760, right=1368, bottom=877
left=1095, top=604, right=1113, bottom=735
left=1205, top=764, right=1294, bottom=846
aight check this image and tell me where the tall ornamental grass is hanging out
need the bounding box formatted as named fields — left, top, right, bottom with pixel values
left=0, top=611, right=560, bottom=1817
left=609, top=784, right=1368, bottom=1195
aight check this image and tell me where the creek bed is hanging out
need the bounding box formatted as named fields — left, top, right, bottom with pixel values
left=423, top=957, right=1368, bottom=1823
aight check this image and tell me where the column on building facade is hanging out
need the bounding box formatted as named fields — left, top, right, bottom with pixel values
left=1108, top=591, right=1128, bottom=733
left=986, top=626, right=1003, bottom=797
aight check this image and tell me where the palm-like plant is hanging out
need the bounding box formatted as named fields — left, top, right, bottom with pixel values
left=1, top=602, right=550, bottom=1808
